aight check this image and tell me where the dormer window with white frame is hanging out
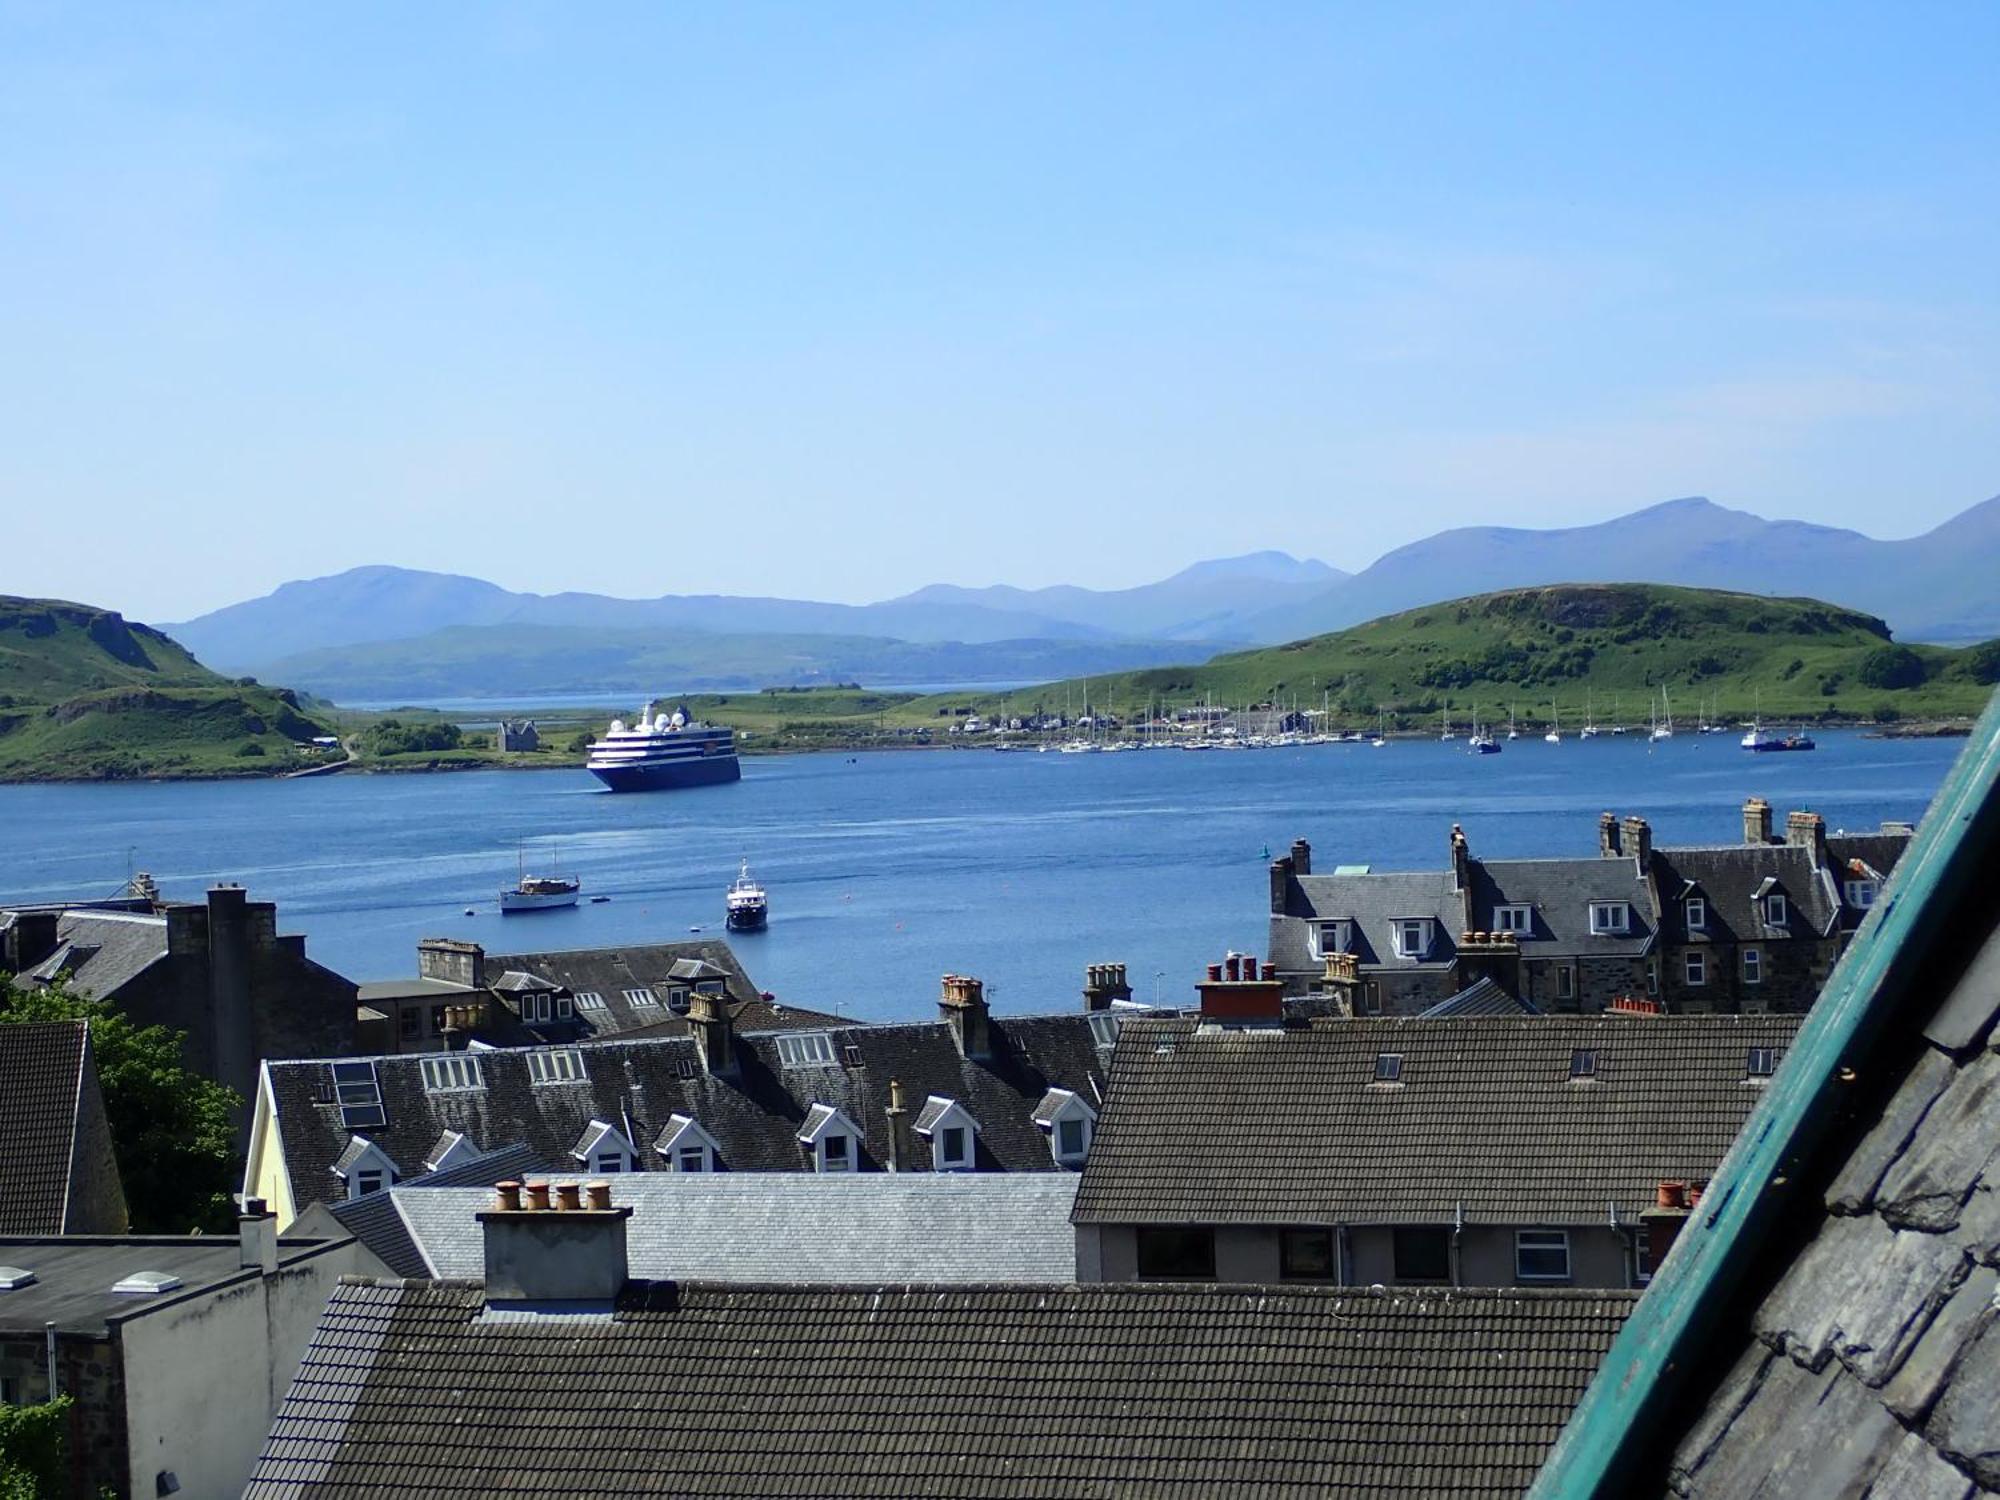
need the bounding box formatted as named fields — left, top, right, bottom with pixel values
left=1763, top=893, right=1788, bottom=927
left=914, top=1096, right=982, bottom=1173
left=776, top=1032, right=839, bottom=1069
left=797, top=1103, right=862, bottom=1173
left=654, top=1113, right=722, bottom=1173
left=419, top=1055, right=483, bottom=1093
left=1313, top=920, right=1353, bottom=957
left=571, top=1119, right=639, bottom=1175
left=526, top=1048, right=585, bottom=1085
left=1033, top=1088, right=1098, bottom=1167
left=1588, top=902, right=1631, bottom=936
left=1492, top=904, right=1531, bottom=935
left=422, top=1130, right=479, bottom=1174
left=331, top=1136, right=400, bottom=1201
left=1392, top=918, right=1433, bottom=959
left=1684, top=896, right=1707, bottom=932
left=1844, top=878, right=1879, bottom=909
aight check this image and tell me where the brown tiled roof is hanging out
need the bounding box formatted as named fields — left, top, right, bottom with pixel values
left=0, top=1021, right=88, bottom=1233
left=1073, top=1014, right=1801, bottom=1226
left=245, top=1279, right=1636, bottom=1498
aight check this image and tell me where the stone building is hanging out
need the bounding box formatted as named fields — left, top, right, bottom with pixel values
left=498, top=718, right=539, bottom=751
left=1267, top=799, right=1909, bottom=1016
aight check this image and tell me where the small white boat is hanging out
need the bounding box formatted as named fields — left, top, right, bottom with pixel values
left=501, top=841, right=580, bottom=912
left=1650, top=687, right=1675, bottom=742
left=1544, top=706, right=1562, bottom=744
left=726, top=860, right=769, bottom=931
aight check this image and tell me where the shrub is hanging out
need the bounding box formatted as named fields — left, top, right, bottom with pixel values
left=1961, top=640, right=2000, bottom=686
left=1873, top=705, right=1902, bottom=723
left=234, top=741, right=266, bottom=757
left=1857, top=646, right=1926, bottom=690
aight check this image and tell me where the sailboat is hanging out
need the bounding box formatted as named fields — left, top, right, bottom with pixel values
left=1507, top=706, right=1519, bottom=741
left=1609, top=695, right=1627, bottom=734
left=1439, top=703, right=1456, bottom=742
left=1650, top=687, right=1675, bottom=742
left=1579, top=690, right=1598, bottom=740
left=1371, top=711, right=1387, bottom=748
left=1544, top=706, right=1562, bottom=744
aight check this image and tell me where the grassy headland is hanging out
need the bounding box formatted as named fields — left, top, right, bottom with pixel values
left=948, top=584, right=1999, bottom=729
left=0, top=597, right=336, bottom=780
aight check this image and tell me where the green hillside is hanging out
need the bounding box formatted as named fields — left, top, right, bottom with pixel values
left=0, top=598, right=335, bottom=780
left=961, top=584, right=2000, bottom=727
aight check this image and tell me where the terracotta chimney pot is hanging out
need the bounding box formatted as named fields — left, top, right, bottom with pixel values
left=495, top=1181, right=523, bottom=1212
left=524, top=1179, right=551, bottom=1212
left=584, top=1181, right=612, bottom=1211
left=554, top=1182, right=582, bottom=1212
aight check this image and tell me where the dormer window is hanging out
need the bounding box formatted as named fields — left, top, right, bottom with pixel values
left=776, top=1032, right=839, bottom=1068
left=1844, top=879, right=1879, bottom=909
left=655, top=1113, right=721, bottom=1173
left=1393, top=919, right=1433, bottom=959
left=331, top=1136, right=400, bottom=1201
left=1764, top=893, right=1788, bottom=927
left=422, top=1130, right=479, bottom=1174
left=571, top=1120, right=639, bottom=1175
left=1588, top=902, right=1631, bottom=936
left=1087, top=1012, right=1123, bottom=1050
left=914, top=1096, right=982, bottom=1173
left=1492, top=905, right=1531, bottom=934
left=797, top=1103, right=862, bottom=1173
left=526, top=1048, right=585, bottom=1085
left=1314, top=920, right=1352, bottom=957
left=667, top=986, right=691, bottom=1014
left=1033, top=1088, right=1098, bottom=1167
left=419, top=1055, right=483, bottom=1093
left=1685, top=897, right=1707, bottom=932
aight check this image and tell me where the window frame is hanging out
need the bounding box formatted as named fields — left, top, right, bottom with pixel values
left=1279, top=1227, right=1336, bottom=1282
left=1741, top=947, right=1763, bottom=985
left=1135, top=1226, right=1217, bottom=1281
left=1685, top=896, right=1707, bottom=932
left=776, top=1032, right=840, bottom=1068
left=526, top=1048, right=585, bottom=1085
left=1556, top=965, right=1576, bottom=1001
left=1314, top=920, right=1352, bottom=957
left=1055, top=1115, right=1087, bottom=1162
left=353, top=1169, right=384, bottom=1198
left=1373, top=1052, right=1404, bottom=1083
left=677, top=1145, right=710, bottom=1173
left=1492, top=904, right=1531, bottom=934
left=1569, top=1048, right=1599, bottom=1080
left=1844, top=879, right=1879, bottom=909
left=1685, top=949, right=1707, bottom=987
left=1394, top=918, right=1431, bottom=959
left=1746, top=1046, right=1777, bottom=1080
left=418, top=1054, right=484, bottom=1093
left=939, top=1124, right=970, bottom=1169
left=819, top=1131, right=853, bottom=1173
left=1515, top=1229, right=1572, bottom=1282
left=1390, top=1226, right=1451, bottom=1283
left=1764, top=893, right=1788, bottom=927
left=1589, top=901, right=1631, bottom=936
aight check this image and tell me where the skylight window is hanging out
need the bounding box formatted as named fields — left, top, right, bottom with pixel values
left=1373, top=1052, right=1404, bottom=1083
left=1747, top=1046, right=1778, bottom=1079
left=1568, top=1049, right=1599, bottom=1080
left=331, top=1061, right=385, bottom=1130
left=775, top=1031, right=838, bottom=1068
left=419, top=1055, right=483, bottom=1093
left=623, top=987, right=662, bottom=1012
left=573, top=990, right=606, bottom=1010
left=526, top=1049, right=584, bottom=1085
left=112, top=1270, right=184, bottom=1295
left=0, top=1267, right=36, bottom=1291
left=1087, top=1012, right=1123, bottom=1049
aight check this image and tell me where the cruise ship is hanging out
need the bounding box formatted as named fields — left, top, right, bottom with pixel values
left=585, top=702, right=742, bottom=792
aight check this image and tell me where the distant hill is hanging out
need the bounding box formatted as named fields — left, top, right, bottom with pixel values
left=971, top=584, right=1999, bottom=725
left=889, top=551, right=1347, bottom=641
left=0, top=597, right=332, bottom=780
left=255, top=625, right=1212, bottom=702
left=1245, top=496, right=2000, bottom=646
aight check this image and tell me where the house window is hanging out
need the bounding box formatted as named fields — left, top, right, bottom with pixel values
left=555, top=994, right=573, bottom=1020
left=398, top=1008, right=421, bottom=1042
left=593, top=1153, right=624, bottom=1174
left=1360, top=981, right=1382, bottom=1015
left=1742, top=948, right=1763, bottom=985
left=1136, top=1226, right=1216, bottom=1280
left=1056, top=1116, right=1088, bottom=1162
left=1747, top=1046, right=1777, bottom=1079
left=1493, top=904, right=1531, bottom=934
left=1569, top=1049, right=1598, bottom=1080
left=1391, top=1227, right=1450, bottom=1282
left=1516, top=1230, right=1571, bottom=1281
left=353, top=1169, right=384, bottom=1198
left=668, top=987, right=691, bottom=1014
left=677, top=1146, right=710, bottom=1173
left=1844, top=880, right=1879, bottom=909
left=1087, top=1012, right=1122, bottom=1049
left=419, top=1055, right=483, bottom=1092
left=1280, top=1228, right=1336, bottom=1281
left=1315, top=920, right=1352, bottom=957
left=1373, top=1052, right=1403, bottom=1083
left=1394, top=919, right=1431, bottom=959
left=1685, top=950, right=1707, bottom=987
left=1646, top=963, right=1659, bottom=996
left=573, top=990, right=606, bottom=1010
left=939, top=1125, right=970, bottom=1170
left=1557, top=966, right=1576, bottom=1001
left=1589, top=902, right=1630, bottom=935
left=526, top=1049, right=584, bottom=1085
left=519, top=993, right=552, bottom=1024
left=776, top=1032, right=839, bottom=1068
left=1764, top=894, right=1788, bottom=926
left=623, top=987, right=662, bottom=1014
left=819, top=1132, right=852, bottom=1173
left=1685, top=897, right=1707, bottom=932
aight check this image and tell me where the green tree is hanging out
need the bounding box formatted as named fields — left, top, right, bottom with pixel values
left=0, top=981, right=242, bottom=1233
left=1963, top=639, right=2000, bottom=686
left=1857, top=645, right=1926, bottom=690
left=0, top=1396, right=70, bottom=1500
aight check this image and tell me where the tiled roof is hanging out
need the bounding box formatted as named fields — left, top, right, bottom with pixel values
left=246, top=1279, right=1636, bottom=1498
left=265, top=1011, right=1110, bottom=1215
left=380, top=1174, right=1080, bottom=1283
left=0, top=1022, right=88, bottom=1234
left=1416, top=977, right=1540, bottom=1018
left=1275, top=869, right=1462, bottom=973
left=1073, top=1014, right=1801, bottom=1226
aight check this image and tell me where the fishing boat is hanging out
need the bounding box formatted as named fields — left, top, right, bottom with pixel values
left=501, top=845, right=579, bottom=913
left=1742, top=722, right=1817, bottom=753
left=725, top=861, right=769, bottom=930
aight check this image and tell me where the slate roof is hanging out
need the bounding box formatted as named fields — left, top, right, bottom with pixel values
left=378, top=1174, right=1081, bottom=1283
left=11, top=910, right=170, bottom=999
left=1072, top=1014, right=1801, bottom=1227
left=264, top=1011, right=1112, bottom=1216
left=0, top=1235, right=340, bottom=1336
left=1649, top=843, right=1840, bottom=945
left=325, top=1143, right=553, bottom=1278
left=1529, top=702, right=2000, bottom=1497
left=1467, top=857, right=1657, bottom=957
left=0, top=1022, right=90, bottom=1234
left=1276, top=869, right=1462, bottom=974
left=1416, top=977, right=1541, bottom=1018
left=245, top=1279, right=1636, bottom=1498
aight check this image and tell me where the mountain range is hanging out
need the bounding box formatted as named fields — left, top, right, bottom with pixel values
left=163, top=495, right=1999, bottom=701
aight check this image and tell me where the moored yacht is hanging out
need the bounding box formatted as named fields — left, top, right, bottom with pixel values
left=586, top=702, right=742, bottom=792
left=725, top=861, right=769, bottom=930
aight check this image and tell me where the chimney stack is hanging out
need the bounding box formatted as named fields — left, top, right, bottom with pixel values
left=479, top=1180, right=632, bottom=1305
left=1639, top=1180, right=1693, bottom=1278
left=1742, top=797, right=1773, bottom=846
left=1082, top=963, right=1133, bottom=1012
left=1289, top=839, right=1312, bottom=877
left=1320, top=952, right=1359, bottom=1018
left=939, top=975, right=991, bottom=1060
left=886, top=1078, right=914, bottom=1172
left=689, top=989, right=738, bottom=1078
left=1449, top=825, right=1471, bottom=893
left=1454, top=931, right=1521, bottom=996
left=1196, top=951, right=1284, bottom=1025
left=418, top=937, right=486, bottom=989
left=1620, top=815, right=1652, bottom=872
left=1785, top=809, right=1827, bottom=868
left=237, top=1198, right=279, bottom=1275
left=1598, top=812, right=1621, bottom=859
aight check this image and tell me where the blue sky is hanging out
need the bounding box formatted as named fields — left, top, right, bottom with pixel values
left=3, top=3, right=1995, bottom=620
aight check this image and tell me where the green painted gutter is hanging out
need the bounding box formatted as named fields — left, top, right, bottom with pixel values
left=1529, top=692, right=2000, bottom=1499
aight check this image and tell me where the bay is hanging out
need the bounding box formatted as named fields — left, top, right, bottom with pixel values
left=0, top=730, right=1958, bottom=1022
